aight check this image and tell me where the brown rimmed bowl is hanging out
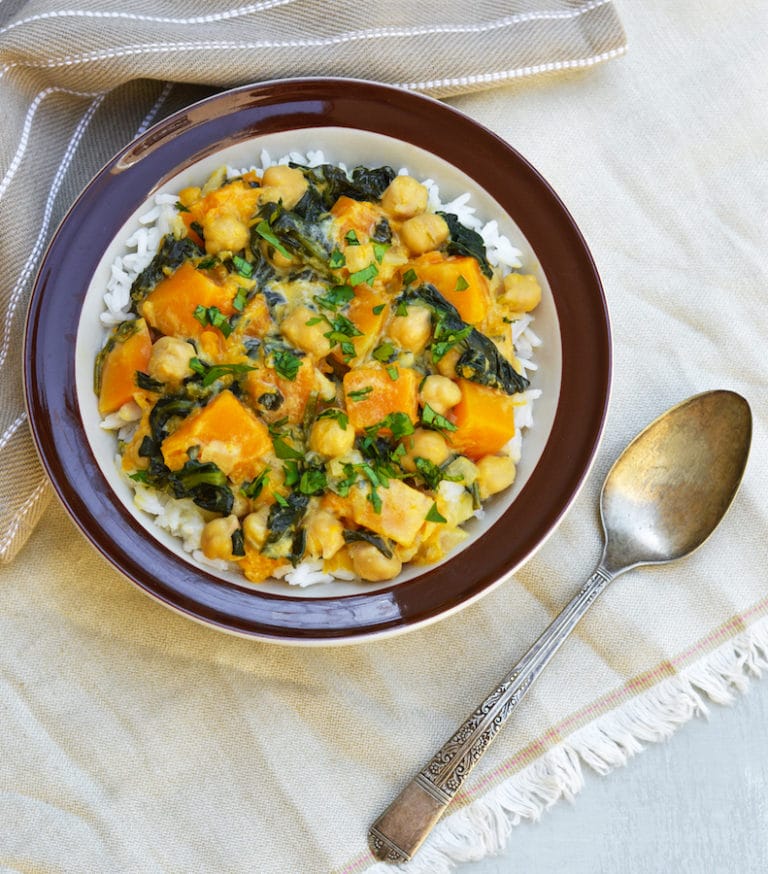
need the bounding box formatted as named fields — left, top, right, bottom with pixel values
left=24, top=78, right=610, bottom=644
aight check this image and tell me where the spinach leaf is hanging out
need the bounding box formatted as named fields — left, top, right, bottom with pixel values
left=343, top=528, right=393, bottom=559
left=398, top=283, right=529, bottom=395
left=437, top=211, right=493, bottom=278
left=263, top=492, right=310, bottom=561
left=291, top=163, right=396, bottom=207
left=168, top=459, right=234, bottom=515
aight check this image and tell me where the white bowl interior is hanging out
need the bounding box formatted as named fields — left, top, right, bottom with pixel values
left=75, top=126, right=562, bottom=597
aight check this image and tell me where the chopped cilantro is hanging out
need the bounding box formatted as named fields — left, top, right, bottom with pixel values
left=317, top=408, right=349, bottom=430
left=175, top=201, right=190, bottom=213
left=364, top=412, right=414, bottom=441
left=421, top=403, right=458, bottom=433
left=372, top=303, right=385, bottom=315
left=193, top=305, right=232, bottom=338
left=273, top=492, right=289, bottom=507
left=271, top=348, right=302, bottom=381
left=299, top=468, right=327, bottom=495
left=241, top=469, right=270, bottom=499
left=345, top=230, right=360, bottom=246
left=372, top=341, right=395, bottom=363
left=272, top=436, right=304, bottom=460
left=348, top=386, right=373, bottom=402
left=189, top=357, right=256, bottom=387
left=316, top=284, right=354, bottom=310
left=373, top=242, right=389, bottom=263
left=455, top=274, right=470, bottom=291
left=233, top=286, right=248, bottom=312
left=348, top=262, right=378, bottom=286
left=402, top=268, right=417, bottom=285
left=425, top=503, right=447, bottom=524
left=232, top=254, right=253, bottom=277
left=387, top=365, right=399, bottom=381
left=329, top=248, right=346, bottom=269
left=255, top=220, right=292, bottom=259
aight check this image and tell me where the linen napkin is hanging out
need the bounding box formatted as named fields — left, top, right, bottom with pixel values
left=0, top=0, right=627, bottom=563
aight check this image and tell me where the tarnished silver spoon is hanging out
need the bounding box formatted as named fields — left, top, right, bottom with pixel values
left=369, top=390, right=752, bottom=863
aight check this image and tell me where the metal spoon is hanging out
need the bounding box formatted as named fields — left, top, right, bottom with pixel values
left=369, top=389, right=752, bottom=864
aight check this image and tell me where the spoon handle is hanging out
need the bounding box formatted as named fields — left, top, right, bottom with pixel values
left=368, top=565, right=614, bottom=863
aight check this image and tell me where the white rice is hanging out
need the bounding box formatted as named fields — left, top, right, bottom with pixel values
left=100, top=151, right=540, bottom=586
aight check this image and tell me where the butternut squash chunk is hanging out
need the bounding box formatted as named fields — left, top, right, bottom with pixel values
left=411, top=253, right=491, bottom=325
left=332, top=478, right=433, bottom=547
left=97, top=319, right=152, bottom=415
left=140, top=261, right=236, bottom=339
left=343, top=365, right=418, bottom=432
left=330, top=196, right=385, bottom=240
left=161, top=390, right=272, bottom=482
left=450, top=379, right=517, bottom=459
left=244, top=357, right=316, bottom=425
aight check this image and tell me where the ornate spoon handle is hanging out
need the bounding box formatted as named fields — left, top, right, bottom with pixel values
left=368, top=566, right=614, bottom=863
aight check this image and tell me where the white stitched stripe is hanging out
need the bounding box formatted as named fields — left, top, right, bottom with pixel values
left=399, top=45, right=628, bottom=92
left=0, top=0, right=297, bottom=36
left=0, top=93, right=105, bottom=371
left=134, top=80, right=174, bottom=136
left=0, top=86, right=103, bottom=202
left=0, top=413, right=27, bottom=454
left=0, top=0, right=617, bottom=81
left=0, top=478, right=49, bottom=553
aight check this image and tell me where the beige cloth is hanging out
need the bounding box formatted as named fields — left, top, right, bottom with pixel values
left=2, top=2, right=768, bottom=873
left=0, top=0, right=626, bottom=564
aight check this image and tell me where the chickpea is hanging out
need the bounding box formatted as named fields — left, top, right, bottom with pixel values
left=147, top=337, right=195, bottom=385
left=231, top=492, right=251, bottom=518
left=200, top=514, right=240, bottom=562
left=260, top=165, right=308, bottom=209
left=309, top=415, right=355, bottom=458
left=344, top=242, right=375, bottom=274
left=381, top=175, right=428, bottom=220
left=242, top=506, right=270, bottom=550
left=419, top=374, right=462, bottom=415
left=203, top=211, right=249, bottom=256
left=388, top=305, right=432, bottom=353
left=501, top=273, right=542, bottom=313
left=436, top=346, right=460, bottom=379
left=314, top=369, right=338, bottom=402
left=399, top=213, right=449, bottom=255
left=400, top=429, right=450, bottom=473
left=476, top=455, right=517, bottom=500
left=348, top=542, right=402, bottom=582
left=280, top=305, right=332, bottom=358
left=305, top=510, right=345, bottom=560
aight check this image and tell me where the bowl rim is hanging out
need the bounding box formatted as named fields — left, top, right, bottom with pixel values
left=23, top=77, right=611, bottom=644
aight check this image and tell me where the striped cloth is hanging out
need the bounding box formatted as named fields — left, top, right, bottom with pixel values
left=0, top=0, right=626, bottom=563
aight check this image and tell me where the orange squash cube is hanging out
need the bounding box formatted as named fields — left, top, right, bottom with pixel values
left=411, top=253, right=491, bottom=325
left=140, top=261, right=236, bottom=340
left=450, top=379, right=517, bottom=459
left=97, top=318, right=152, bottom=416
left=343, top=365, right=418, bottom=432
left=161, top=390, right=273, bottom=482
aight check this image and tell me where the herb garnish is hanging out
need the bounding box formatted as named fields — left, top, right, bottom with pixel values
left=189, top=357, right=256, bottom=387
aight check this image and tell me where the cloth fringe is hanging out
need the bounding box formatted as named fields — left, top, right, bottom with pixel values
left=370, top=615, right=768, bottom=873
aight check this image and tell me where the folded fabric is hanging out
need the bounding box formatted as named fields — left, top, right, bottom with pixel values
left=0, top=0, right=626, bottom=563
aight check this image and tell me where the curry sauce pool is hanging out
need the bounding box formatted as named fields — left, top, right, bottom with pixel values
left=95, top=153, right=542, bottom=586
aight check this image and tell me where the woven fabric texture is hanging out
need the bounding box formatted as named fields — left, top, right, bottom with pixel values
left=0, top=0, right=626, bottom=563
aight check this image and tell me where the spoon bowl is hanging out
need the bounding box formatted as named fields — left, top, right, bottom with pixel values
left=600, top=390, right=752, bottom=574
left=369, top=390, right=752, bottom=863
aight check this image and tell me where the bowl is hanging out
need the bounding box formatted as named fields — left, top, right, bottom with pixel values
left=24, top=78, right=610, bottom=644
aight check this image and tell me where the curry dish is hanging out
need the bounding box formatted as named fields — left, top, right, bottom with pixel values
left=95, top=161, right=542, bottom=583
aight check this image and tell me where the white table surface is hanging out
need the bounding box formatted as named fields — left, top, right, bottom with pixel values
left=460, top=669, right=768, bottom=873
